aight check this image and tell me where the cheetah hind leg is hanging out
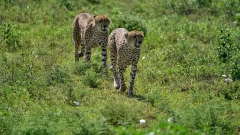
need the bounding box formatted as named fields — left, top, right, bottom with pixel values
left=78, top=42, right=85, bottom=57
left=110, top=63, right=120, bottom=89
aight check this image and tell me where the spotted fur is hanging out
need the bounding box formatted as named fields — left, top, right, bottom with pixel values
left=108, top=28, right=144, bottom=96
left=73, top=13, right=110, bottom=75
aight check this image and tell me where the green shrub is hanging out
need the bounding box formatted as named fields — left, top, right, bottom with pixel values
left=235, top=13, right=240, bottom=23
left=217, top=28, right=235, bottom=63
left=72, top=111, right=113, bottom=135
left=170, top=99, right=235, bottom=135
left=101, top=98, right=140, bottom=126
left=109, top=13, right=147, bottom=36
left=82, top=70, right=100, bottom=88
left=216, top=27, right=240, bottom=81
left=232, top=59, right=240, bottom=81
left=46, top=65, right=69, bottom=86
left=87, top=0, right=100, bottom=4
left=1, top=22, right=21, bottom=52
left=73, top=61, right=92, bottom=75
left=9, top=110, right=113, bottom=135
left=59, top=0, right=73, bottom=10
left=115, top=117, right=204, bottom=135
left=73, top=61, right=101, bottom=75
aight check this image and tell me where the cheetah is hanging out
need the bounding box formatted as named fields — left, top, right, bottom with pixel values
left=73, top=13, right=110, bottom=74
left=108, top=28, right=144, bottom=96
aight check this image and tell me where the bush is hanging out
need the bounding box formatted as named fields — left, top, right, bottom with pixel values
left=82, top=70, right=100, bottom=88
left=1, top=22, right=21, bottom=52
left=115, top=117, right=204, bottom=135
left=46, top=65, right=69, bottom=86
left=9, top=110, right=113, bottom=135
left=109, top=12, right=147, bottom=36
left=59, top=0, right=73, bottom=11
left=216, top=27, right=240, bottom=81
left=170, top=99, right=235, bottom=135
left=100, top=98, right=140, bottom=126
left=73, top=61, right=102, bottom=75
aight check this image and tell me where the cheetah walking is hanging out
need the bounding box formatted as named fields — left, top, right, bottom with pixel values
left=108, top=28, right=144, bottom=96
left=73, top=13, right=110, bottom=74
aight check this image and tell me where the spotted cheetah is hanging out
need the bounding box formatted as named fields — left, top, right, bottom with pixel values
left=108, top=28, right=144, bottom=96
left=73, top=13, right=110, bottom=74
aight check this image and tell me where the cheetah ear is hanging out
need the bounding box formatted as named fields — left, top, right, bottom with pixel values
left=93, top=15, right=97, bottom=18
left=140, top=31, right=144, bottom=36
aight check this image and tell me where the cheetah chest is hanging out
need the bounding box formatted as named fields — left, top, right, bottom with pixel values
left=90, top=35, right=107, bottom=48
left=124, top=52, right=139, bottom=65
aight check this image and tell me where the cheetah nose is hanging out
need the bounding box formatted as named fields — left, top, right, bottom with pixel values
left=138, top=41, right=142, bottom=44
left=103, top=25, right=107, bottom=28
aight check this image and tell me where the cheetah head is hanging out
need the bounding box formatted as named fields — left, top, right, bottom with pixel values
left=94, top=15, right=110, bottom=33
left=126, top=30, right=144, bottom=50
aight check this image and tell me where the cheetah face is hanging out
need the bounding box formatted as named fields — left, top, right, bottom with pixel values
left=127, top=30, right=144, bottom=50
left=94, top=15, right=110, bottom=33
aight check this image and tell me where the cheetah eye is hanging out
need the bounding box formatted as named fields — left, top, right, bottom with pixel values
left=133, top=35, right=136, bottom=38
left=100, top=20, right=102, bottom=23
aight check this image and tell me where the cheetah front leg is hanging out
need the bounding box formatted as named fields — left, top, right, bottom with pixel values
left=84, top=39, right=92, bottom=62
left=118, top=61, right=127, bottom=92
left=128, top=64, right=138, bottom=97
left=101, top=45, right=108, bottom=77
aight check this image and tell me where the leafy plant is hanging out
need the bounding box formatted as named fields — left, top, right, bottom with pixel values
left=87, top=0, right=100, bottom=4
left=46, top=65, right=69, bottom=86
left=101, top=98, right=140, bottom=126
left=217, top=28, right=235, bottom=63
left=59, top=0, right=73, bottom=11
left=82, top=71, right=100, bottom=88
left=1, top=22, right=20, bottom=51
left=216, top=27, right=240, bottom=80
left=231, top=58, right=240, bottom=81
left=109, top=13, right=147, bottom=36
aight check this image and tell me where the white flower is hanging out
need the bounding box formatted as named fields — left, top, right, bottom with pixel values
left=224, top=78, right=232, bottom=82
left=74, top=101, right=80, bottom=106
left=168, top=117, right=173, bottom=123
left=140, top=119, right=146, bottom=124
left=102, top=117, right=106, bottom=121
left=142, top=56, right=145, bottom=60
left=222, top=74, right=227, bottom=78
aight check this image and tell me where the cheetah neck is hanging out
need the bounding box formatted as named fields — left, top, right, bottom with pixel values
left=125, top=44, right=141, bottom=53
left=92, top=25, right=108, bottom=35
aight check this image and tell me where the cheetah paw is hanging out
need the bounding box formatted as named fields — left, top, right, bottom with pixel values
left=114, top=80, right=120, bottom=89
left=128, top=91, right=134, bottom=97
left=78, top=51, right=84, bottom=57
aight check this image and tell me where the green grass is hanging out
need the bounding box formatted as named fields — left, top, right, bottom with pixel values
left=1, top=0, right=240, bottom=134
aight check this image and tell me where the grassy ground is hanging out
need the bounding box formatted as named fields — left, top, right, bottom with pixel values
left=1, top=0, right=240, bottom=134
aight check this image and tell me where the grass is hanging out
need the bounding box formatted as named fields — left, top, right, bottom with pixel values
left=1, top=0, right=240, bottom=134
